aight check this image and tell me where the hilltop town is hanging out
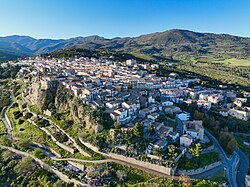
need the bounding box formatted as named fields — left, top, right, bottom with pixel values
left=1, top=55, right=249, bottom=186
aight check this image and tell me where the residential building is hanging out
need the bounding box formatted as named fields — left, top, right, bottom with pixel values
left=180, top=134, right=193, bottom=147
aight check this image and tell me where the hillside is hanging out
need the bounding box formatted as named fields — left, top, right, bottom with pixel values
left=1, top=29, right=250, bottom=62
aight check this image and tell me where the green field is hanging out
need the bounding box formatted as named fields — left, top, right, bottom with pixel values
left=215, top=58, right=250, bottom=67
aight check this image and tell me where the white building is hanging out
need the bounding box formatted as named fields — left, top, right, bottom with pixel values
left=176, top=112, right=190, bottom=121
left=197, top=100, right=212, bottom=110
left=229, top=108, right=250, bottom=121
left=245, top=175, right=250, bottom=187
left=180, top=134, right=193, bottom=147
left=161, top=101, right=173, bottom=107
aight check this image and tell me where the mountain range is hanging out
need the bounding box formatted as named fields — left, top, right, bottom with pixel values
left=1, top=29, right=250, bottom=62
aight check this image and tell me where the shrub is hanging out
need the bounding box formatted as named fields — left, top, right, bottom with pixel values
left=18, top=119, right=25, bottom=125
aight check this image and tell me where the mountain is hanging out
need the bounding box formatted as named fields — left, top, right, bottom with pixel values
left=1, top=29, right=250, bottom=62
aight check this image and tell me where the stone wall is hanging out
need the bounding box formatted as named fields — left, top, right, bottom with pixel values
left=5, top=109, right=12, bottom=130
left=79, top=137, right=174, bottom=175
left=177, top=161, right=222, bottom=176
left=32, top=142, right=61, bottom=157
left=68, top=161, right=85, bottom=171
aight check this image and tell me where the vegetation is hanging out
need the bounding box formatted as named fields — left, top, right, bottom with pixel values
left=219, top=132, right=238, bottom=154
left=178, top=152, right=220, bottom=170
left=0, top=65, right=21, bottom=79
left=0, top=120, right=6, bottom=135
left=0, top=149, right=71, bottom=187
left=189, top=143, right=202, bottom=165
left=133, top=122, right=144, bottom=138
left=0, top=89, right=11, bottom=111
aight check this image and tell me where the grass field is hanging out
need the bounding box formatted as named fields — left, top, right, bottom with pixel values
left=214, top=58, right=250, bottom=67
left=178, top=152, right=220, bottom=170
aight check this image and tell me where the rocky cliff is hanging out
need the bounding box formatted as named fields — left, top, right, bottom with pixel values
left=25, top=77, right=104, bottom=133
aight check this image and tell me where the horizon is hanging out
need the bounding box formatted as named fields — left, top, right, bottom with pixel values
left=1, top=28, right=250, bottom=40
left=0, top=0, right=250, bottom=39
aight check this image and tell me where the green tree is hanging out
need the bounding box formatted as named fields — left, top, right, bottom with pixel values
left=193, top=110, right=204, bottom=120
left=193, top=179, right=220, bottom=187
left=189, top=143, right=201, bottom=158
left=148, top=124, right=155, bottom=135
left=153, top=147, right=162, bottom=156
left=116, top=170, right=127, bottom=182
left=219, top=132, right=238, bottom=154
left=227, top=138, right=238, bottom=154
left=189, top=143, right=202, bottom=166
left=14, top=157, right=36, bottom=175
left=33, top=148, right=45, bottom=159
left=167, top=144, right=178, bottom=160
left=133, top=122, right=144, bottom=138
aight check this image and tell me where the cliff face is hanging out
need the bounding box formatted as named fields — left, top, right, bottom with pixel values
left=26, top=78, right=103, bottom=133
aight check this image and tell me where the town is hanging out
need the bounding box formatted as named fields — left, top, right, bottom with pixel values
left=1, top=54, right=246, bottom=186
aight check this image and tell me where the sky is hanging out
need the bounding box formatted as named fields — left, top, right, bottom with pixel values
left=0, top=0, right=250, bottom=39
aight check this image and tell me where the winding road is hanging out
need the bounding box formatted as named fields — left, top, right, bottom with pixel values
left=205, top=129, right=239, bottom=187
left=0, top=144, right=87, bottom=186
left=1, top=91, right=14, bottom=140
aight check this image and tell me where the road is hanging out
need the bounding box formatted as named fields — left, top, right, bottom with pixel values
left=1, top=91, right=14, bottom=140
left=205, top=129, right=239, bottom=187
left=232, top=132, right=250, bottom=137
left=236, top=149, right=249, bottom=187
left=0, top=144, right=87, bottom=186
left=21, top=90, right=245, bottom=184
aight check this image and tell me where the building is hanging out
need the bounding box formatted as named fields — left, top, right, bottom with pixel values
left=147, top=139, right=168, bottom=154
left=219, top=109, right=229, bottom=117
left=165, top=105, right=181, bottom=115
left=229, top=108, right=250, bottom=121
left=176, top=112, right=190, bottom=121
left=245, top=175, right=250, bottom=187
left=183, top=120, right=204, bottom=141
left=234, top=98, right=247, bottom=107
left=126, top=59, right=136, bottom=66
left=180, top=134, right=193, bottom=147
left=168, top=131, right=179, bottom=141
left=197, top=100, right=212, bottom=110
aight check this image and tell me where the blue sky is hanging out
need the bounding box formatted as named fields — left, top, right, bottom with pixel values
left=0, top=0, right=250, bottom=39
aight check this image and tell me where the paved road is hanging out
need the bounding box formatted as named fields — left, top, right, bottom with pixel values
left=233, top=132, right=250, bottom=137
left=236, top=149, right=249, bottom=187
left=205, top=129, right=239, bottom=187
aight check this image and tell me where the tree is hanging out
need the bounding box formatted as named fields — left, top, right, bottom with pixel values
left=33, top=148, right=45, bottom=159
left=189, top=143, right=201, bottom=166
left=153, top=147, right=163, bottom=156
left=189, top=143, right=201, bottom=158
left=116, top=170, right=127, bottom=182
left=133, top=122, right=144, bottom=138
left=193, top=179, right=220, bottom=187
left=14, top=157, right=36, bottom=175
left=227, top=138, right=238, bottom=154
left=193, top=110, right=204, bottom=120
left=167, top=145, right=178, bottom=160
left=17, top=139, right=31, bottom=151
left=53, top=180, right=67, bottom=187
left=149, top=124, right=155, bottom=135
left=219, top=132, right=238, bottom=154
left=179, top=175, right=192, bottom=187
left=114, top=121, right=121, bottom=129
